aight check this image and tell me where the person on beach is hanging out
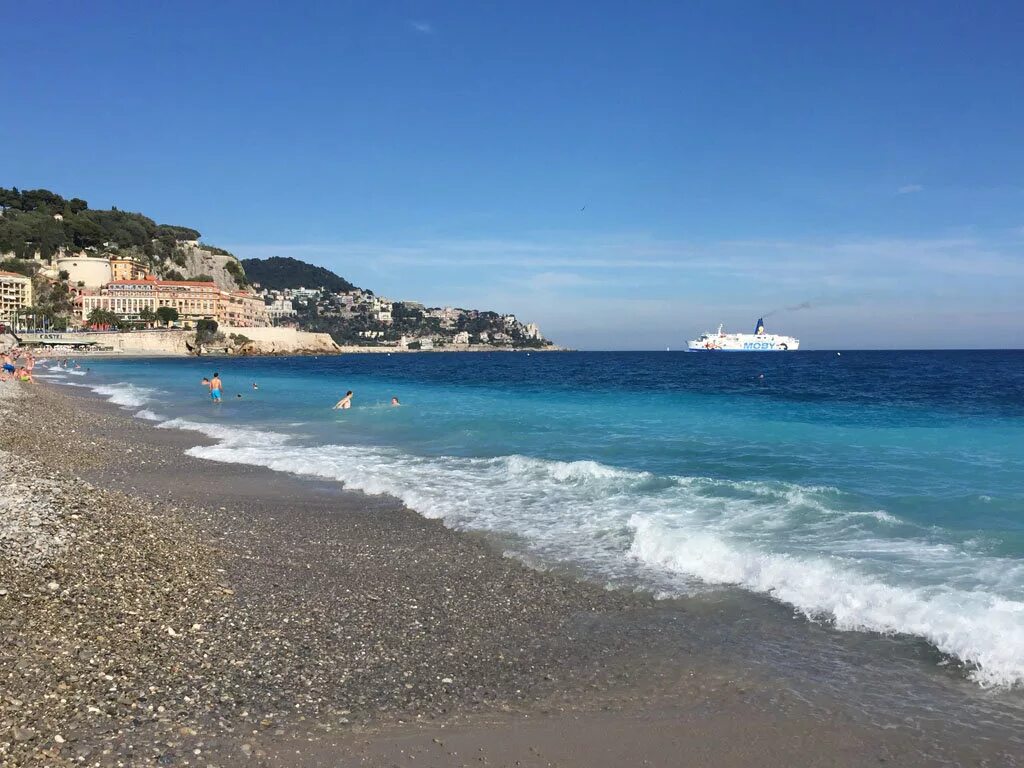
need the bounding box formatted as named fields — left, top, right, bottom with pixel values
left=2, top=352, right=14, bottom=376
left=333, top=390, right=353, bottom=410
left=209, top=373, right=223, bottom=403
left=391, top=396, right=401, bottom=406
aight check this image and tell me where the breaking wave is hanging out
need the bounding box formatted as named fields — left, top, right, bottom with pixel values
left=155, top=417, right=1024, bottom=688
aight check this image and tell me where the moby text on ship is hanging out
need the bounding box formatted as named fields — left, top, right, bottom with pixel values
left=687, top=318, right=800, bottom=351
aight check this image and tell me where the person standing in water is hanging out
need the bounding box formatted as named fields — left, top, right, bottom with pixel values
left=209, top=372, right=223, bottom=403
left=390, top=396, right=401, bottom=406
left=333, top=390, right=353, bottom=410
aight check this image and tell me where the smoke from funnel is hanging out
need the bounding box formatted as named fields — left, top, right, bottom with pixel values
left=763, top=301, right=813, bottom=318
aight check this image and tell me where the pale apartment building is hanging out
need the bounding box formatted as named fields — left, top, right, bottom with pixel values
left=266, top=297, right=296, bottom=320
left=218, top=291, right=270, bottom=327
left=81, top=279, right=221, bottom=324
left=80, top=279, right=269, bottom=327
left=0, top=271, right=33, bottom=322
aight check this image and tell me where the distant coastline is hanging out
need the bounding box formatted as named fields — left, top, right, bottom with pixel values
left=16, top=327, right=572, bottom=357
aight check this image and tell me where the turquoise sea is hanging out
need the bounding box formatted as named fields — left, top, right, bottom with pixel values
left=40, top=350, right=1024, bottom=690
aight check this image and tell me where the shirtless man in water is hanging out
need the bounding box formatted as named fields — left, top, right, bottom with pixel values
left=333, top=390, right=353, bottom=410
left=208, top=372, right=223, bottom=403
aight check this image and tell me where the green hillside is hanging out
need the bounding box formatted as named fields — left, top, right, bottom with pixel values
left=240, top=256, right=357, bottom=293
left=0, top=187, right=200, bottom=263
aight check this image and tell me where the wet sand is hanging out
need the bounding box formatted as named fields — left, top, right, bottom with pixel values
left=1, top=384, right=1020, bottom=766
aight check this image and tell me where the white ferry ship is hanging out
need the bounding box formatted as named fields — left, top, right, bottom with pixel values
left=687, top=318, right=800, bottom=351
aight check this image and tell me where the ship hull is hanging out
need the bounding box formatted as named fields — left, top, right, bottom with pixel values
left=686, top=334, right=799, bottom=351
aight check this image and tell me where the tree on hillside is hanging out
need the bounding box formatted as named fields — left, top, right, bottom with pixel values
left=156, top=306, right=179, bottom=326
left=155, top=224, right=201, bottom=241
left=20, top=189, right=65, bottom=212
left=0, top=259, right=37, bottom=277
left=223, top=259, right=247, bottom=287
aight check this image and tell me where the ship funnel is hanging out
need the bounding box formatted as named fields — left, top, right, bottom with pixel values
left=755, top=317, right=765, bottom=334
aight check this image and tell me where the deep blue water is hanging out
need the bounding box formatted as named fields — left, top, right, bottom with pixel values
left=41, top=350, right=1024, bottom=687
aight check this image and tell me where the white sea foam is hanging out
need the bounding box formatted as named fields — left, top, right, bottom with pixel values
left=87, top=382, right=157, bottom=408
left=159, top=419, right=1024, bottom=688
left=157, top=418, right=291, bottom=449
left=58, top=380, right=157, bottom=408
left=629, top=517, right=1024, bottom=688
left=134, top=409, right=165, bottom=421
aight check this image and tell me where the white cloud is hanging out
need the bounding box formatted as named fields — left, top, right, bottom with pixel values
left=409, top=20, right=434, bottom=34
left=897, top=184, right=924, bottom=194
left=228, top=233, right=1024, bottom=282
left=226, top=232, right=1024, bottom=348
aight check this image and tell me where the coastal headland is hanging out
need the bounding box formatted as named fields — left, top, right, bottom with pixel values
left=1, top=383, right=1020, bottom=767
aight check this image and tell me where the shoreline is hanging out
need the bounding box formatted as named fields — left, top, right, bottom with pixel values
left=30, top=345, right=573, bottom=358
left=2, top=383, right=1021, bottom=766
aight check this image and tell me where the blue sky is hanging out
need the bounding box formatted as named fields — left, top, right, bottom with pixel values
left=3, top=1, right=1023, bottom=348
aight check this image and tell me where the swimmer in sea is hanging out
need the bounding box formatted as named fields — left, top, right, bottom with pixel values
left=391, top=396, right=401, bottom=406
left=333, top=390, right=353, bottom=410
left=252, top=382, right=259, bottom=390
left=209, top=372, right=223, bottom=403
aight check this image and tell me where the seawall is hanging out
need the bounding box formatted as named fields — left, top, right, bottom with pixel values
left=20, top=327, right=339, bottom=356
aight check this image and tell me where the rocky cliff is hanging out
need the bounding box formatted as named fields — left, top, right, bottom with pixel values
left=161, top=243, right=247, bottom=291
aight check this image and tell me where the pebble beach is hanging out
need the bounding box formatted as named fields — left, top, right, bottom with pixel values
left=2, top=381, right=1021, bottom=767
